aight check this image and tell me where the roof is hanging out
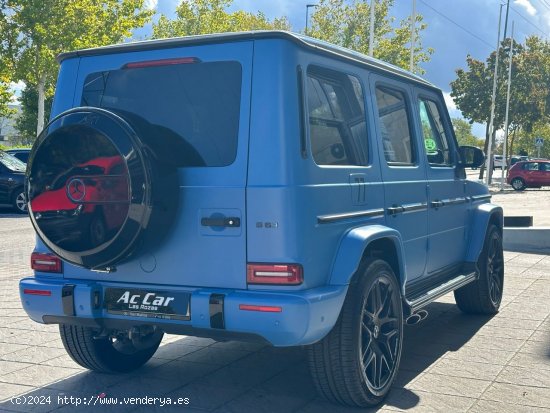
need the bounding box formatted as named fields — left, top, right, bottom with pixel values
left=57, top=30, right=435, bottom=88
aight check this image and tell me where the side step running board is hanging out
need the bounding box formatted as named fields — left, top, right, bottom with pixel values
left=407, top=272, right=477, bottom=313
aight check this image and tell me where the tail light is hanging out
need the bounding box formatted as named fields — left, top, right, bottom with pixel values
left=23, top=289, right=52, bottom=296
left=247, top=264, right=303, bottom=285
left=31, top=252, right=62, bottom=273
left=239, top=304, right=282, bottom=312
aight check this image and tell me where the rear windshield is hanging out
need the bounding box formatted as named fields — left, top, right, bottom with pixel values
left=81, top=60, right=242, bottom=167
left=0, top=151, right=26, bottom=172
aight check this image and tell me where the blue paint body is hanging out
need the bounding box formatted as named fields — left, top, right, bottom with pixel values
left=20, top=32, right=501, bottom=347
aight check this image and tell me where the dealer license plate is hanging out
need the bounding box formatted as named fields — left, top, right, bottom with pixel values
left=105, top=288, right=191, bottom=321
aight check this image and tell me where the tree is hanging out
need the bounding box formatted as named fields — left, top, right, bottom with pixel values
left=450, top=36, right=550, bottom=178
left=14, top=84, right=53, bottom=145
left=152, top=0, right=290, bottom=38
left=308, top=0, right=433, bottom=74
left=0, top=76, right=13, bottom=120
left=3, top=0, right=154, bottom=137
left=452, top=118, right=483, bottom=148
left=512, top=123, right=550, bottom=159
left=0, top=4, right=16, bottom=118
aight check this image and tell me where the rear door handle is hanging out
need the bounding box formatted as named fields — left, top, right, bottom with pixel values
left=431, top=200, right=444, bottom=208
left=387, top=206, right=404, bottom=216
left=201, top=217, right=241, bottom=227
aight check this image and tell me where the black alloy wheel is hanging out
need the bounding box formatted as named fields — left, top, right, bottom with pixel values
left=486, top=230, right=504, bottom=307
left=455, top=225, right=504, bottom=314
left=308, top=259, right=403, bottom=407
left=360, top=276, right=401, bottom=393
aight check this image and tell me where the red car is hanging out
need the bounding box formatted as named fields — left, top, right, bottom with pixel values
left=30, top=156, right=129, bottom=249
left=507, top=160, right=550, bottom=190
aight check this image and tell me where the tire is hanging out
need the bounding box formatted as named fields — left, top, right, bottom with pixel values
left=12, top=188, right=27, bottom=214
left=59, top=325, right=163, bottom=373
left=454, top=225, right=504, bottom=314
left=89, top=214, right=107, bottom=248
left=308, top=259, right=403, bottom=407
left=511, top=177, right=526, bottom=191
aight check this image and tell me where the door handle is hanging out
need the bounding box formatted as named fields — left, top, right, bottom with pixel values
left=431, top=200, right=444, bottom=208
left=387, top=206, right=404, bottom=216
left=201, top=217, right=241, bottom=228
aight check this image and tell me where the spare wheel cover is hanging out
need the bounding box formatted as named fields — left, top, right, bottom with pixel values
left=27, top=107, right=152, bottom=270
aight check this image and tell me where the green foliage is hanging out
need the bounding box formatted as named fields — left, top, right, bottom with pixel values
left=6, top=0, right=154, bottom=84
left=452, top=118, right=483, bottom=148
left=450, top=35, right=550, bottom=179
left=308, top=0, right=433, bottom=74
left=3, top=0, right=154, bottom=138
left=152, top=0, right=290, bottom=38
left=0, top=4, right=15, bottom=118
left=512, top=123, right=550, bottom=159
left=0, top=83, right=13, bottom=119
left=14, top=84, right=53, bottom=145
left=451, top=36, right=550, bottom=137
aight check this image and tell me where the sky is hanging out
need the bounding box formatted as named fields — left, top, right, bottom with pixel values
left=10, top=0, right=550, bottom=138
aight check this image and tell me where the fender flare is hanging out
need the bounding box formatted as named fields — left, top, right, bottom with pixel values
left=328, top=225, right=407, bottom=294
left=466, top=203, right=503, bottom=263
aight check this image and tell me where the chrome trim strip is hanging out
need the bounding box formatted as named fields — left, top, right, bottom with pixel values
left=408, top=272, right=477, bottom=311
left=441, top=197, right=468, bottom=206
left=317, top=208, right=385, bottom=224
left=401, top=202, right=428, bottom=213
left=471, top=194, right=492, bottom=202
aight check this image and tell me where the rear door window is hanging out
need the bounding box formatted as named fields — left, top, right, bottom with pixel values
left=418, top=98, right=453, bottom=166
left=81, top=60, right=242, bottom=167
left=524, top=162, right=539, bottom=171
left=375, top=86, right=415, bottom=165
left=306, top=66, right=368, bottom=166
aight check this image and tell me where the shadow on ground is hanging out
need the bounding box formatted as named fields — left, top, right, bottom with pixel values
left=0, top=208, right=27, bottom=218
left=0, top=301, right=493, bottom=412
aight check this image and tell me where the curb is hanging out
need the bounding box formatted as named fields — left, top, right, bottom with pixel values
left=503, top=227, right=550, bottom=255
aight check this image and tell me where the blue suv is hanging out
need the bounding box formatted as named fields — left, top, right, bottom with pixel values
left=19, top=31, right=502, bottom=407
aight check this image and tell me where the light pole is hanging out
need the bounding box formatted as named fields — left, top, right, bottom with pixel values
left=369, top=0, right=376, bottom=56
left=487, top=0, right=510, bottom=184
left=501, top=21, right=514, bottom=191
left=486, top=3, right=504, bottom=186
left=410, top=0, right=416, bottom=72
left=305, top=4, right=317, bottom=36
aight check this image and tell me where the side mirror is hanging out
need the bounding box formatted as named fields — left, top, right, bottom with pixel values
left=459, top=146, right=485, bottom=168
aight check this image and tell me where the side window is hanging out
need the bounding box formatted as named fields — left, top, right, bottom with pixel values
left=418, top=98, right=453, bottom=166
left=375, top=86, right=415, bottom=165
left=307, top=66, right=367, bottom=166
left=524, top=162, right=539, bottom=171
left=541, top=163, right=550, bottom=172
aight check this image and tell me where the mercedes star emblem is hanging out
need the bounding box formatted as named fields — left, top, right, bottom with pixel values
left=67, top=178, right=86, bottom=202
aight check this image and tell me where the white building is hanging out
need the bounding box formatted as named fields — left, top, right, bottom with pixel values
left=0, top=104, right=21, bottom=146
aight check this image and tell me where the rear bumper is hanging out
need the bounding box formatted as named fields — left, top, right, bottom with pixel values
left=19, top=277, right=348, bottom=347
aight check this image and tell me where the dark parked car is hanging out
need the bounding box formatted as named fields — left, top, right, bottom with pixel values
left=507, top=160, right=550, bottom=190
left=0, top=150, right=27, bottom=213
left=6, top=148, right=31, bottom=164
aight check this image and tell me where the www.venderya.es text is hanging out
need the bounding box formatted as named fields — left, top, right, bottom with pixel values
left=11, top=395, right=190, bottom=407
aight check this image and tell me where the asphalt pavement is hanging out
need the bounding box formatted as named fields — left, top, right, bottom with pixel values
left=466, top=169, right=550, bottom=226
left=0, top=213, right=549, bottom=412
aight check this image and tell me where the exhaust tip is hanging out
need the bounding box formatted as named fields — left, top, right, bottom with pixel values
left=406, top=309, right=429, bottom=326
